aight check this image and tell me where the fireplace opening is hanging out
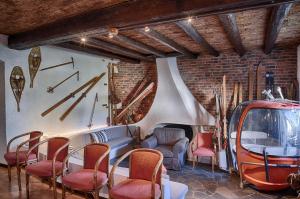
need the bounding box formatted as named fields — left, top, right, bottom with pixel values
left=163, top=123, right=193, bottom=142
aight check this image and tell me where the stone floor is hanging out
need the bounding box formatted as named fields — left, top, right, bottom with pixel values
left=168, top=163, right=298, bottom=199
left=0, top=163, right=298, bottom=199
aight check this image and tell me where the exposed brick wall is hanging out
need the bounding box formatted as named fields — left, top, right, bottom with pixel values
left=114, top=47, right=297, bottom=120
left=178, top=47, right=297, bottom=116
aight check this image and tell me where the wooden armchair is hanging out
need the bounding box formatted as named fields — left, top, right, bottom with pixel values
left=109, top=148, right=163, bottom=199
left=61, top=143, right=110, bottom=199
left=4, top=131, right=43, bottom=191
left=25, top=137, right=69, bottom=199
left=191, top=132, right=217, bottom=172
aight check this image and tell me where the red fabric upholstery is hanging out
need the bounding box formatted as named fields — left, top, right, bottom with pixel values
left=47, top=137, right=69, bottom=162
left=62, top=169, right=107, bottom=191
left=197, top=132, right=213, bottom=148
left=29, top=131, right=43, bottom=155
left=26, top=160, right=63, bottom=177
left=4, top=151, right=36, bottom=166
left=130, top=151, right=162, bottom=184
left=109, top=179, right=161, bottom=199
left=193, top=147, right=214, bottom=157
left=84, top=144, right=109, bottom=173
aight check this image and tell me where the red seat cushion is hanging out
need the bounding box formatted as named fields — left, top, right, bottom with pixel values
left=193, top=147, right=215, bottom=157
left=4, top=151, right=36, bottom=166
left=109, top=179, right=161, bottom=199
left=62, top=169, right=108, bottom=191
left=26, top=160, right=63, bottom=177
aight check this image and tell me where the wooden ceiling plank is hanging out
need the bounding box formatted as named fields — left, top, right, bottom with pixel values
left=176, top=20, right=220, bottom=57
left=87, top=38, right=154, bottom=62
left=56, top=42, right=141, bottom=64
left=218, top=13, right=246, bottom=56
left=8, top=0, right=297, bottom=50
left=264, top=3, right=293, bottom=54
left=139, top=28, right=198, bottom=59
left=115, top=33, right=166, bottom=57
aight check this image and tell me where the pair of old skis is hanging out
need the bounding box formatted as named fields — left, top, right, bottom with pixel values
left=248, top=61, right=266, bottom=100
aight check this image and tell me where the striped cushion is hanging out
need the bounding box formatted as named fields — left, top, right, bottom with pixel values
left=90, top=130, right=109, bottom=143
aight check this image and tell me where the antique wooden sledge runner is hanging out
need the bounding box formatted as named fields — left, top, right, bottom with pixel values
left=115, top=82, right=155, bottom=123
left=10, top=66, right=25, bottom=112
left=28, top=47, right=41, bottom=88
left=41, top=72, right=105, bottom=121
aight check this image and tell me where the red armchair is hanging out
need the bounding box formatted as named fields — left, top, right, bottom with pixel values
left=4, top=131, right=43, bottom=191
left=109, top=148, right=163, bottom=199
left=61, top=143, right=110, bottom=199
left=25, top=137, right=69, bottom=199
left=192, top=132, right=216, bottom=172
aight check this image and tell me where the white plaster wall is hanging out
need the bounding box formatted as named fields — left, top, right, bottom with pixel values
left=0, top=40, right=115, bottom=163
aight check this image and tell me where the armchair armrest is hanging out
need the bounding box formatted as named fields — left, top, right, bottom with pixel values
left=173, top=137, right=189, bottom=155
left=141, top=136, right=157, bottom=149
left=52, top=140, right=70, bottom=177
left=62, top=145, right=85, bottom=176
left=7, top=132, right=32, bottom=153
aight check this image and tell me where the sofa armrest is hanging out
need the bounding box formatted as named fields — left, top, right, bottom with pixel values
left=141, top=136, right=158, bottom=149
left=173, top=138, right=189, bottom=155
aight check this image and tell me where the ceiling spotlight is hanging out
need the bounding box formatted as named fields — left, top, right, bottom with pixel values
left=80, top=37, right=86, bottom=42
left=144, top=26, right=150, bottom=32
left=108, top=28, right=118, bottom=39
left=108, top=32, right=114, bottom=39
left=187, top=17, right=193, bottom=23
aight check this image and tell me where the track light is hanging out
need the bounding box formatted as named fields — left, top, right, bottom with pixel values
left=144, top=26, right=150, bottom=32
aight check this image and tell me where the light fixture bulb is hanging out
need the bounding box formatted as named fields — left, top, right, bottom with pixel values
left=108, top=32, right=114, bottom=39
left=144, top=26, right=150, bottom=32
left=187, top=17, right=193, bottom=23
left=80, top=37, right=86, bottom=42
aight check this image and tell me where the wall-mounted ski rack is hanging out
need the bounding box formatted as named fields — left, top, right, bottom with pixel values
left=47, top=71, right=79, bottom=93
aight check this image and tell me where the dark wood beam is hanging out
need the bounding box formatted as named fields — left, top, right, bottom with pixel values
left=115, top=34, right=166, bottom=57
left=139, top=28, right=198, bottom=59
left=8, top=0, right=297, bottom=49
left=218, top=13, right=246, bottom=56
left=86, top=38, right=154, bottom=62
left=176, top=20, right=220, bottom=57
left=264, top=3, right=293, bottom=54
left=56, top=42, right=141, bottom=64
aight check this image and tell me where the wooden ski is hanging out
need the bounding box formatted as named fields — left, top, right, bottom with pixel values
left=238, top=83, right=243, bottom=104
left=256, top=61, right=265, bottom=100
left=10, top=66, right=25, bottom=112
left=215, top=90, right=222, bottom=152
left=222, top=75, right=228, bottom=144
left=115, top=82, right=155, bottom=123
left=41, top=73, right=104, bottom=117
left=248, top=66, right=254, bottom=100
left=233, top=83, right=238, bottom=108
left=28, top=47, right=41, bottom=88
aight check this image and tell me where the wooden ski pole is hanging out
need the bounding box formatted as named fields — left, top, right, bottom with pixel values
left=40, top=57, right=74, bottom=71
left=88, top=93, right=99, bottom=129
left=47, top=71, right=79, bottom=93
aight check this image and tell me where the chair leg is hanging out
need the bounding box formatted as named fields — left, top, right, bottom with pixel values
left=95, top=189, right=100, bottom=199
left=212, top=156, right=215, bottom=173
left=62, top=185, right=66, bottom=199
left=26, top=174, right=30, bottom=199
left=17, top=165, right=22, bottom=191
left=192, top=156, right=195, bottom=169
left=7, top=165, right=11, bottom=182
left=52, top=177, right=57, bottom=199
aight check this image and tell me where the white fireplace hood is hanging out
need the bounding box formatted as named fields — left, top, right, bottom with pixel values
left=136, top=57, right=215, bottom=138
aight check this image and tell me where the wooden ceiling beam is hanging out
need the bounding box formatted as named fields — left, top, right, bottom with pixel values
left=264, top=3, right=293, bottom=54
left=139, top=28, right=198, bottom=59
left=218, top=13, right=246, bottom=56
left=8, top=0, right=297, bottom=50
left=115, top=34, right=167, bottom=57
left=176, top=20, right=220, bottom=57
left=56, top=42, right=141, bottom=64
left=86, top=38, right=154, bottom=62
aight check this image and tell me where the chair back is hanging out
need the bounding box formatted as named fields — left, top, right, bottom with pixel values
left=154, top=127, right=185, bottom=145
left=129, top=149, right=163, bottom=185
left=47, top=137, right=69, bottom=162
left=29, top=131, right=43, bottom=155
left=197, top=132, right=213, bottom=149
left=83, top=143, right=110, bottom=174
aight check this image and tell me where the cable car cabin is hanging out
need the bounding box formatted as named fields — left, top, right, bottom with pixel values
left=229, top=100, right=300, bottom=191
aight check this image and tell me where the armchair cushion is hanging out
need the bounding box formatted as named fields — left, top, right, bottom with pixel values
left=154, top=128, right=185, bottom=145
left=62, top=169, right=107, bottom=191
left=155, top=145, right=173, bottom=158
left=173, top=138, right=189, bottom=155
left=141, top=136, right=157, bottom=149
left=109, top=179, right=161, bottom=199
left=4, top=151, right=36, bottom=166
left=193, top=147, right=214, bottom=157
left=26, top=160, right=63, bottom=177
